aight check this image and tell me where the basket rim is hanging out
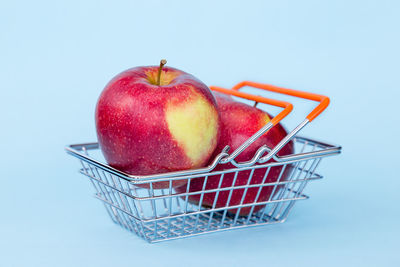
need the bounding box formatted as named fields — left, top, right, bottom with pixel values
left=65, top=136, right=341, bottom=183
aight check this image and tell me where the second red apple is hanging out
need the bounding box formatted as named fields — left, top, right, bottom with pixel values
left=175, top=92, right=294, bottom=215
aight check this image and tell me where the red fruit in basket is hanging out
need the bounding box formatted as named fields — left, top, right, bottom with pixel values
left=175, top=92, right=294, bottom=215
left=95, top=60, right=220, bottom=189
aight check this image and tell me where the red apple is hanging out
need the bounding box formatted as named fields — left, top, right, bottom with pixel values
left=175, top=92, right=294, bottom=215
left=95, top=60, right=220, bottom=189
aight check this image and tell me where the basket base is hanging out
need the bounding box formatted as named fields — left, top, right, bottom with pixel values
left=101, top=196, right=300, bottom=243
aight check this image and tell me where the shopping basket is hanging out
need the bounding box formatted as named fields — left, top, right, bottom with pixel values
left=65, top=81, right=341, bottom=243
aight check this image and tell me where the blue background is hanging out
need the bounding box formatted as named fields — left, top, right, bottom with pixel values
left=1, top=0, right=399, bottom=266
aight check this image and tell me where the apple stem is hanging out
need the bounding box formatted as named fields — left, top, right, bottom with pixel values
left=253, top=101, right=258, bottom=107
left=157, top=59, right=167, bottom=86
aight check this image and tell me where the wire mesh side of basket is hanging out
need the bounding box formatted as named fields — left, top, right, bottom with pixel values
left=74, top=136, right=335, bottom=243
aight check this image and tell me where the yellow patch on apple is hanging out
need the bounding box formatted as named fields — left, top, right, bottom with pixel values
left=262, top=113, right=271, bottom=126
left=166, top=94, right=218, bottom=166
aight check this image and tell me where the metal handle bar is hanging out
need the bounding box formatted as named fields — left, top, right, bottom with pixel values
left=210, top=81, right=330, bottom=167
left=210, top=86, right=293, bottom=164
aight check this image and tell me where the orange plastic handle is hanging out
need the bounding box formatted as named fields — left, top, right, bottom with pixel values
left=210, top=85, right=293, bottom=126
left=231, top=81, right=330, bottom=122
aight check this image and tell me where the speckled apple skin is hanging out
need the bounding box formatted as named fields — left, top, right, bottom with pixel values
left=95, top=66, right=220, bottom=189
left=175, top=92, right=294, bottom=215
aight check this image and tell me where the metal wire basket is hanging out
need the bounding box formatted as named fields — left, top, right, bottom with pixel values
left=66, top=81, right=341, bottom=243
